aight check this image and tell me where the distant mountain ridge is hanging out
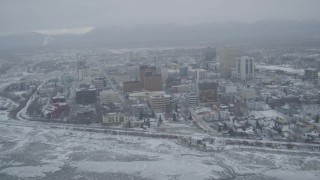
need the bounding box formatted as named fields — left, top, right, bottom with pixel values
left=1, top=20, right=320, bottom=50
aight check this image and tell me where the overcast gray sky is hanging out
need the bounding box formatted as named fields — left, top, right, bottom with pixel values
left=1, top=0, right=320, bottom=34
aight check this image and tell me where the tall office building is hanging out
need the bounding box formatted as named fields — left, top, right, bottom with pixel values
left=198, top=80, right=219, bottom=103
left=219, top=47, right=239, bottom=79
left=235, top=56, right=255, bottom=81
left=76, top=60, right=90, bottom=81
left=204, top=47, right=217, bottom=62
left=148, top=94, right=171, bottom=113
left=203, top=47, right=217, bottom=69
left=144, top=74, right=162, bottom=91
left=139, top=66, right=157, bottom=88
left=139, top=65, right=162, bottom=91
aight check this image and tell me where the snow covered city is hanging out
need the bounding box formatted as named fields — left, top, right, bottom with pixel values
left=0, top=1, right=320, bottom=179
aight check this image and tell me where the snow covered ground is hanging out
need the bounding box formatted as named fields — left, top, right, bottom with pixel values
left=157, top=121, right=203, bottom=135
left=0, top=97, right=17, bottom=122
left=250, top=110, right=285, bottom=119
left=12, top=91, right=28, bottom=97
left=0, top=121, right=320, bottom=180
left=256, top=64, right=304, bottom=75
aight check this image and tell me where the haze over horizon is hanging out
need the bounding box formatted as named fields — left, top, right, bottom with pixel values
left=1, top=0, right=320, bottom=35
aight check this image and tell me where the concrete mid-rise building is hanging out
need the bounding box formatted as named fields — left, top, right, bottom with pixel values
left=93, top=77, right=107, bottom=91
left=148, top=94, right=171, bottom=113
left=100, top=90, right=120, bottom=105
left=185, top=92, right=198, bottom=107
left=123, top=80, right=141, bottom=93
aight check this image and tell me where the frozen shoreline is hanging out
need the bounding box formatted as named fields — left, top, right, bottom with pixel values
left=1, top=122, right=320, bottom=180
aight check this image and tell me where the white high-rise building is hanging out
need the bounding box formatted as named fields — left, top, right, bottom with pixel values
left=235, top=56, right=255, bottom=81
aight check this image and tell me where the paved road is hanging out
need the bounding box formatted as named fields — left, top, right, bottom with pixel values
left=178, top=95, right=217, bottom=135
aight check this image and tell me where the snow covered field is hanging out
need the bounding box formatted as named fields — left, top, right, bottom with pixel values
left=157, top=121, right=203, bottom=135
left=256, top=64, right=304, bottom=75
left=1, top=122, right=320, bottom=180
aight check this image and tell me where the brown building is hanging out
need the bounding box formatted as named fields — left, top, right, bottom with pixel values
left=140, top=65, right=157, bottom=88
left=138, top=65, right=162, bottom=91
left=198, top=80, right=219, bottom=103
left=144, top=74, right=162, bottom=91
left=123, top=81, right=141, bottom=93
